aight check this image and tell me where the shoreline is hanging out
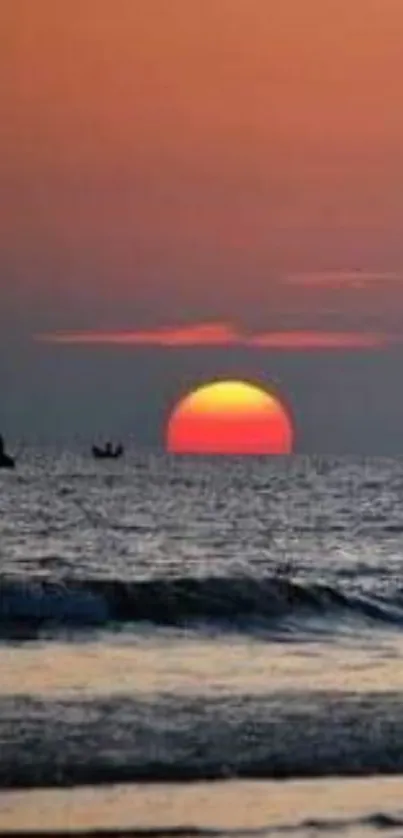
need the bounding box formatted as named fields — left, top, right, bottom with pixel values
left=2, top=777, right=403, bottom=834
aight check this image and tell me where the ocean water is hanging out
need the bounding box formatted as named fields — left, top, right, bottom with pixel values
left=2, top=450, right=403, bottom=835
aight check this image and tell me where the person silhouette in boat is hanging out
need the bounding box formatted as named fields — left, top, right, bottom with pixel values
left=92, top=440, right=124, bottom=459
left=0, top=435, right=15, bottom=469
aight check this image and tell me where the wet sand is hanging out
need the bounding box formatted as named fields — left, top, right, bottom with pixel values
left=1, top=634, right=403, bottom=698
left=1, top=777, right=403, bottom=835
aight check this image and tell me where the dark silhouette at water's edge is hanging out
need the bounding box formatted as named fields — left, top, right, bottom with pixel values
left=92, top=442, right=124, bottom=460
left=0, top=435, right=15, bottom=469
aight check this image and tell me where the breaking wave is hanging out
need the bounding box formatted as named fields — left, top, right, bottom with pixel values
left=0, top=574, right=403, bottom=638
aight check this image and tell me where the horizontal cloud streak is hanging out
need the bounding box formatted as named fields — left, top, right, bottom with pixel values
left=249, top=331, right=390, bottom=348
left=285, top=271, right=403, bottom=288
left=36, top=323, right=238, bottom=346
left=35, top=323, right=401, bottom=350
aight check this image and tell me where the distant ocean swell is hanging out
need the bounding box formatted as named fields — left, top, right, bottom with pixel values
left=3, top=692, right=403, bottom=787
left=0, top=574, right=402, bottom=637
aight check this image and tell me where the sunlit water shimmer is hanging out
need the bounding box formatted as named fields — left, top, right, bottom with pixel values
left=3, top=449, right=403, bottom=835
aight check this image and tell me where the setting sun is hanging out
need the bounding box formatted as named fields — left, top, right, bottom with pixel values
left=166, top=380, right=293, bottom=455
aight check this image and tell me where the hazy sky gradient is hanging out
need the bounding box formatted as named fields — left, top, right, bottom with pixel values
left=2, top=1, right=403, bottom=449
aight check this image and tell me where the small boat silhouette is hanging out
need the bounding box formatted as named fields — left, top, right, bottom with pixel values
left=0, top=435, right=15, bottom=469
left=92, top=442, right=124, bottom=460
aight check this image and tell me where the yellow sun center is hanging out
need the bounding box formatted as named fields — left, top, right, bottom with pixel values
left=166, top=380, right=294, bottom=455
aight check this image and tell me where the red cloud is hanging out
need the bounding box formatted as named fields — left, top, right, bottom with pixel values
left=285, top=271, right=402, bottom=288
left=35, top=323, right=399, bottom=349
left=36, top=323, right=239, bottom=346
left=249, top=331, right=389, bottom=349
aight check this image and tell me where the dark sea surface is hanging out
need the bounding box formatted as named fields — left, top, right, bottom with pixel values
left=2, top=449, right=403, bottom=835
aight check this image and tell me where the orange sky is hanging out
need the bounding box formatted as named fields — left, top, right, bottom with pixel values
left=2, top=0, right=403, bottom=333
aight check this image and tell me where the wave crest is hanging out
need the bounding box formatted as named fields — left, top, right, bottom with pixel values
left=0, top=574, right=402, bottom=637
